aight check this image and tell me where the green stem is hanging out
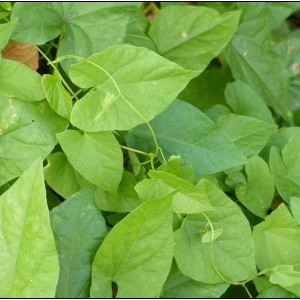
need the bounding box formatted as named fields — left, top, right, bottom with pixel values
left=35, top=45, right=79, bottom=102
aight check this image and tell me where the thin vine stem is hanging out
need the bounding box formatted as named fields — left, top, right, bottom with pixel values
left=35, top=45, right=80, bottom=102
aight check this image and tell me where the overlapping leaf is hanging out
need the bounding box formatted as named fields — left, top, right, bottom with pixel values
left=0, top=59, right=44, bottom=101
left=44, top=152, right=90, bottom=199
left=126, top=99, right=246, bottom=174
left=149, top=5, right=240, bottom=71
left=253, top=204, right=300, bottom=271
left=50, top=188, right=107, bottom=298
left=174, top=179, right=257, bottom=284
left=216, top=113, right=276, bottom=158
left=269, top=137, right=300, bottom=202
left=56, top=130, right=123, bottom=194
left=225, top=35, right=292, bottom=122
left=0, top=159, right=59, bottom=297
left=0, top=97, right=68, bottom=187
left=69, top=44, right=196, bottom=131
left=91, top=196, right=174, bottom=298
left=162, top=263, right=229, bottom=298
left=235, top=156, right=274, bottom=218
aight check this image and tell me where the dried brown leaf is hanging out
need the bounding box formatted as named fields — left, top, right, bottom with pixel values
left=1, top=40, right=39, bottom=71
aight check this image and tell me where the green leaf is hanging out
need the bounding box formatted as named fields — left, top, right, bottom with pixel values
left=126, top=99, right=246, bottom=175
left=94, top=171, right=142, bottom=213
left=42, top=72, right=72, bottom=120
left=235, top=156, right=274, bottom=218
left=0, top=97, right=68, bottom=187
left=11, top=3, right=62, bottom=44
left=216, top=113, right=276, bottom=158
left=253, top=203, right=300, bottom=271
left=149, top=5, right=240, bottom=71
left=266, top=2, right=300, bottom=29
left=161, top=263, right=229, bottom=298
left=0, top=158, right=59, bottom=297
left=174, top=179, right=256, bottom=283
left=44, top=152, right=90, bottom=199
left=0, top=18, right=18, bottom=52
left=257, top=284, right=297, bottom=298
left=56, top=130, right=123, bottom=195
left=147, top=170, right=214, bottom=214
left=57, top=3, right=141, bottom=71
left=179, top=65, right=233, bottom=112
left=50, top=188, right=107, bottom=298
left=69, top=44, right=196, bottom=131
left=90, top=196, right=174, bottom=298
left=225, top=80, right=275, bottom=124
left=225, top=35, right=292, bottom=122
left=290, top=197, right=300, bottom=225
left=269, top=137, right=300, bottom=202
left=237, top=3, right=271, bottom=45
left=270, top=265, right=300, bottom=296
left=0, top=59, right=45, bottom=101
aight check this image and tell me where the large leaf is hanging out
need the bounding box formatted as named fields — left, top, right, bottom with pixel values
left=50, top=188, right=107, bottom=298
left=216, top=113, right=276, bottom=158
left=174, top=179, right=256, bottom=284
left=90, top=196, right=174, bottom=298
left=235, top=156, right=274, bottom=218
left=126, top=99, right=246, bottom=175
left=161, top=263, right=229, bottom=298
left=269, top=137, right=300, bottom=202
left=0, top=97, right=68, bottom=187
left=225, top=35, right=291, bottom=122
left=0, top=158, right=59, bottom=297
left=149, top=5, right=240, bottom=71
left=0, top=58, right=44, bottom=101
left=224, top=80, right=275, bottom=124
left=253, top=204, right=300, bottom=271
left=56, top=130, right=123, bottom=195
left=69, top=44, right=196, bottom=131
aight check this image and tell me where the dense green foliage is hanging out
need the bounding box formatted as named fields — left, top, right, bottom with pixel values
left=1, top=2, right=300, bottom=298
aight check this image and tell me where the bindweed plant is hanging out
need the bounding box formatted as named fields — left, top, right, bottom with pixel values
left=1, top=2, right=300, bottom=298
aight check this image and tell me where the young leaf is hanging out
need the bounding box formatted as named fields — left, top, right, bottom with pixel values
left=270, top=265, right=300, bottom=297
left=44, top=152, right=91, bottom=199
left=225, top=35, right=292, bottom=122
left=253, top=204, right=300, bottom=271
left=149, top=5, right=240, bottom=71
left=69, top=44, right=196, bottom=131
left=174, top=179, right=256, bottom=284
left=0, top=158, right=59, bottom=297
left=216, top=113, right=276, bottom=158
left=161, top=263, right=229, bottom=298
left=0, top=58, right=45, bottom=101
left=56, top=130, right=123, bottom=195
left=269, top=137, right=300, bottom=202
left=42, top=72, right=72, bottom=120
left=126, top=99, right=246, bottom=174
left=90, top=196, right=174, bottom=298
left=50, top=188, right=107, bottom=298
left=224, top=80, right=275, bottom=124
left=235, top=156, right=274, bottom=218
left=0, top=97, right=68, bottom=187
